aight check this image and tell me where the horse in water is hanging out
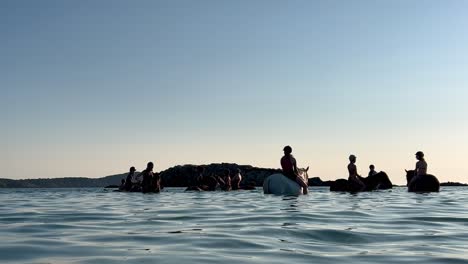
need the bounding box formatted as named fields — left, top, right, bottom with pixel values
left=330, top=172, right=393, bottom=192
left=405, top=170, right=440, bottom=192
left=263, top=167, right=309, bottom=196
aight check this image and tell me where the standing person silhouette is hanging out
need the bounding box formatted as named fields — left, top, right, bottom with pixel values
left=280, top=146, right=309, bottom=194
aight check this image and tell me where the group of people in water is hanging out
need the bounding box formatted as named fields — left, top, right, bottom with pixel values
left=119, top=162, right=247, bottom=193
left=185, top=167, right=248, bottom=191
left=347, top=150, right=429, bottom=191
left=119, top=162, right=161, bottom=193
left=119, top=145, right=430, bottom=194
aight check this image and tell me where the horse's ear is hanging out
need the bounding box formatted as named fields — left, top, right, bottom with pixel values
left=306, top=166, right=309, bottom=172
left=405, top=169, right=408, bottom=173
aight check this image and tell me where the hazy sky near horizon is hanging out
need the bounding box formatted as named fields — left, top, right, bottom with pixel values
left=2, top=0, right=468, bottom=184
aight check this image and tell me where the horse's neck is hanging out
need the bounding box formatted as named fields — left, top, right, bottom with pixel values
left=298, top=171, right=307, bottom=181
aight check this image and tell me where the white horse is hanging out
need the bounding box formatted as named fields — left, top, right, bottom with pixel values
left=263, top=167, right=309, bottom=196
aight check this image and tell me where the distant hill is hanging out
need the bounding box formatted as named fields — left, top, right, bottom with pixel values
left=0, top=173, right=127, bottom=188
left=440, top=182, right=468, bottom=186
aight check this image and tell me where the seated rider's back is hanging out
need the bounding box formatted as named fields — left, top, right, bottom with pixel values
left=416, top=160, right=428, bottom=176
left=281, top=155, right=297, bottom=181
left=348, top=163, right=357, bottom=179
left=281, top=155, right=295, bottom=173
left=348, top=163, right=365, bottom=190
left=125, top=173, right=133, bottom=190
left=141, top=170, right=154, bottom=192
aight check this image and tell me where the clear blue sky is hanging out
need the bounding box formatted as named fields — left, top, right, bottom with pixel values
left=2, top=0, right=467, bottom=184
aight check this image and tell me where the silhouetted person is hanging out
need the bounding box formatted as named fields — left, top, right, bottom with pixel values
left=132, top=169, right=143, bottom=191
left=141, top=162, right=156, bottom=193
left=348, top=155, right=365, bottom=191
left=218, top=169, right=232, bottom=191
left=415, top=151, right=427, bottom=176
left=196, top=166, right=218, bottom=191
left=152, top=172, right=161, bottom=192
left=231, top=168, right=242, bottom=190
left=409, top=151, right=428, bottom=186
left=125, top=167, right=136, bottom=191
left=280, top=146, right=308, bottom=194
left=119, top=179, right=126, bottom=191
left=190, top=166, right=205, bottom=191
left=368, top=164, right=378, bottom=177
left=205, top=174, right=219, bottom=191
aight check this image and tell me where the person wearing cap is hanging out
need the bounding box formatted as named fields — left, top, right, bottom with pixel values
left=280, top=146, right=309, bottom=194
left=348, top=155, right=366, bottom=191
left=408, top=151, right=428, bottom=188
left=414, top=151, right=428, bottom=177
left=368, top=164, right=378, bottom=177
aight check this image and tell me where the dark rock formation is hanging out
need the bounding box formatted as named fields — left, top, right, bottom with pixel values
left=308, top=177, right=334, bottom=187
left=308, top=177, right=324, bottom=186
left=406, top=170, right=440, bottom=192
left=160, top=163, right=280, bottom=187
left=330, top=172, right=393, bottom=192
left=440, top=182, right=468, bottom=186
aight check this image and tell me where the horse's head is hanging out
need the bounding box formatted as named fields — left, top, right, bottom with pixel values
left=298, top=166, right=310, bottom=184
left=405, top=169, right=415, bottom=186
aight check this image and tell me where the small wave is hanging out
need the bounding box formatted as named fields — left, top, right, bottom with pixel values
left=0, top=187, right=468, bottom=264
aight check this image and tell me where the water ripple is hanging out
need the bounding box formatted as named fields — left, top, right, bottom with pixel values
left=0, top=187, right=467, bottom=263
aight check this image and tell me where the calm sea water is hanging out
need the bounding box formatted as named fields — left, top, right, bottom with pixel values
left=1, top=187, right=468, bottom=264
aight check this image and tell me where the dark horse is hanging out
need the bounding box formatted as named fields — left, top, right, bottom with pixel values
left=330, top=172, right=393, bottom=192
left=405, top=170, right=440, bottom=192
